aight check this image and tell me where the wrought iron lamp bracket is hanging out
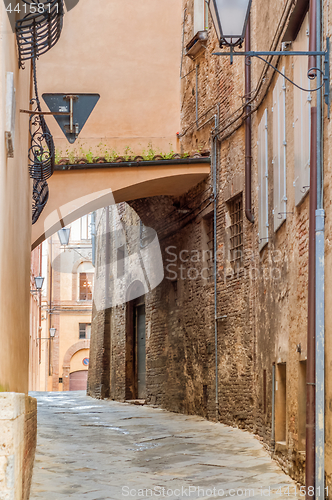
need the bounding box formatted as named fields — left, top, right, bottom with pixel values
left=213, top=37, right=330, bottom=116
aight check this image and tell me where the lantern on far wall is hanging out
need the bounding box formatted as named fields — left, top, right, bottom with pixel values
left=57, top=227, right=71, bottom=246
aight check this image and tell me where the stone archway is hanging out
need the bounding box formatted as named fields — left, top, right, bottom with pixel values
left=62, top=340, right=90, bottom=391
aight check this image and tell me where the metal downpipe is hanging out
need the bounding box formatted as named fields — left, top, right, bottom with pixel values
left=245, top=16, right=254, bottom=223
left=213, top=112, right=219, bottom=422
left=271, top=363, right=276, bottom=452
left=306, top=107, right=317, bottom=499
left=315, top=0, right=325, bottom=495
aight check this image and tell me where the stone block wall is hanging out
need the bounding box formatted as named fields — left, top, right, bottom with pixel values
left=0, top=393, right=37, bottom=500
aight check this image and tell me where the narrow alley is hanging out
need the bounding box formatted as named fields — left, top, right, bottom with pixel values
left=30, top=392, right=297, bottom=500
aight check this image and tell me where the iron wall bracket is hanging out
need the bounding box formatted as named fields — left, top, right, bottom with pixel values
left=213, top=38, right=330, bottom=116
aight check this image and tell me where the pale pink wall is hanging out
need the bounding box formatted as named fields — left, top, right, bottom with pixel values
left=0, top=5, right=32, bottom=394
left=37, top=0, right=182, bottom=157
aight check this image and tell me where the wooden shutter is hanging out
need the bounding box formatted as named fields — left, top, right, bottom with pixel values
left=258, top=109, right=269, bottom=251
left=273, top=69, right=287, bottom=231
left=293, top=17, right=311, bottom=205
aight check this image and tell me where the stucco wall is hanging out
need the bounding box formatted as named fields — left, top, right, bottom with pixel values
left=36, top=0, right=182, bottom=158
left=0, top=3, right=32, bottom=395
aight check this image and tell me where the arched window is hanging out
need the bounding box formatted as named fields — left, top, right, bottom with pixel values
left=77, top=262, right=94, bottom=301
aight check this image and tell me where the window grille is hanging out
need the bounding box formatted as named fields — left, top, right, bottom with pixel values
left=229, top=195, right=243, bottom=270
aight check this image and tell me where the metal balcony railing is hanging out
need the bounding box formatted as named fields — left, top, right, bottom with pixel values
left=16, top=1, right=64, bottom=223
left=16, top=0, right=64, bottom=69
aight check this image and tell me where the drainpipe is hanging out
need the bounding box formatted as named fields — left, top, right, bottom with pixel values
left=39, top=243, right=42, bottom=364
left=245, top=15, right=254, bottom=223
left=271, top=363, right=276, bottom=452
left=213, top=110, right=219, bottom=422
left=315, top=0, right=325, bottom=496
left=306, top=106, right=317, bottom=500
left=196, top=64, right=199, bottom=125
left=91, top=211, right=96, bottom=267
left=48, top=235, right=53, bottom=377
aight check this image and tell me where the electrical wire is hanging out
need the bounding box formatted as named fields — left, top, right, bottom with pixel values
left=179, top=0, right=296, bottom=142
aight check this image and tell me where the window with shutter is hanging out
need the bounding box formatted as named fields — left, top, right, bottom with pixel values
left=258, top=109, right=269, bottom=251
left=293, top=15, right=311, bottom=205
left=273, top=68, right=287, bottom=232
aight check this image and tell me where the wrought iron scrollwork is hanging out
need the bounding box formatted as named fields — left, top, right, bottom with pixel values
left=32, top=179, right=49, bottom=225
left=29, top=58, right=55, bottom=222
left=29, top=58, right=55, bottom=181
left=28, top=104, right=55, bottom=180
left=15, top=0, right=64, bottom=223
left=16, top=0, right=64, bottom=69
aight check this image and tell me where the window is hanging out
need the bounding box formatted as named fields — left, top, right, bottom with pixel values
left=263, top=369, right=267, bottom=414
left=194, top=0, right=208, bottom=34
left=275, top=363, right=287, bottom=443
left=80, top=214, right=92, bottom=240
left=258, top=109, right=269, bottom=250
left=79, top=323, right=91, bottom=339
left=272, top=69, right=287, bottom=231
left=298, top=361, right=307, bottom=451
left=202, top=213, right=214, bottom=281
left=293, top=15, right=310, bottom=205
left=79, top=272, right=93, bottom=300
left=228, top=195, right=243, bottom=271
left=117, top=246, right=125, bottom=278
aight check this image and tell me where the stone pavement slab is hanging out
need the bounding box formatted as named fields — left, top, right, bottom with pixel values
left=29, top=392, right=299, bottom=500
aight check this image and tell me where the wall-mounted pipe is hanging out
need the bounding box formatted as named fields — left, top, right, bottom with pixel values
left=245, top=16, right=254, bottom=223
left=306, top=106, right=317, bottom=500
left=213, top=111, right=219, bottom=423
left=271, top=363, right=276, bottom=452
left=196, top=64, right=199, bottom=124
left=315, top=0, right=325, bottom=496
left=309, top=0, right=317, bottom=78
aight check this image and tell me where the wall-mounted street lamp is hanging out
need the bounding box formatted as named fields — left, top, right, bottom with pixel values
left=57, top=227, right=71, bottom=246
left=30, top=276, right=45, bottom=293
left=36, top=328, right=56, bottom=344
left=208, top=0, right=330, bottom=114
left=49, top=327, right=56, bottom=338
left=208, top=0, right=252, bottom=48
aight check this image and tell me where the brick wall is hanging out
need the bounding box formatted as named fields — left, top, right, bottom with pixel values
left=87, top=0, right=330, bottom=488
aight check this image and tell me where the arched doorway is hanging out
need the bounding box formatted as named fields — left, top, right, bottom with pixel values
left=125, top=281, right=146, bottom=400
left=63, top=340, right=90, bottom=391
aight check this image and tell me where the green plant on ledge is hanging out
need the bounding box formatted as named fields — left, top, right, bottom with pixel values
left=55, top=142, right=199, bottom=165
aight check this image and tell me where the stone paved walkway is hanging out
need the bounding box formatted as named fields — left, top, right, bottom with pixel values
left=29, top=391, right=298, bottom=500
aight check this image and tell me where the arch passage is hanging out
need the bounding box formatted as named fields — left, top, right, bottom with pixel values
left=31, top=162, right=210, bottom=249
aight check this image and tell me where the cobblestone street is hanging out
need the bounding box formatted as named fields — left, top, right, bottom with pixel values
left=29, top=392, right=298, bottom=500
